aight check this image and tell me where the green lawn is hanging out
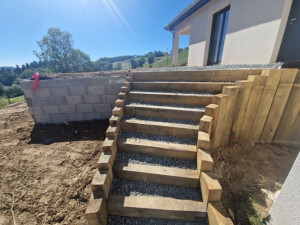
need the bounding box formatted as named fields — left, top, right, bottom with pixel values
left=0, top=95, right=25, bottom=108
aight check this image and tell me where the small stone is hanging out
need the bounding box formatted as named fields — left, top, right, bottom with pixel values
left=228, top=208, right=235, bottom=220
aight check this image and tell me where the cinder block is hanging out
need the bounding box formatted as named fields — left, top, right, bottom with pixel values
left=77, top=104, right=95, bottom=113
left=32, top=97, right=67, bottom=106
left=83, top=95, right=102, bottom=104
left=23, top=89, right=34, bottom=98
left=84, top=113, right=103, bottom=121
left=68, top=86, right=87, bottom=95
left=102, top=95, right=118, bottom=104
left=43, top=106, right=60, bottom=114
left=105, top=84, right=122, bottom=95
left=34, top=115, right=51, bottom=124
left=59, top=105, right=77, bottom=114
left=20, top=81, right=34, bottom=89
left=25, top=98, right=33, bottom=107
left=102, top=112, right=112, bottom=119
left=87, top=85, right=105, bottom=95
left=68, top=113, right=84, bottom=121
left=66, top=96, right=83, bottom=105
left=33, top=88, right=51, bottom=97
left=94, top=104, right=112, bottom=113
left=50, top=87, right=69, bottom=96
left=50, top=114, right=68, bottom=124
left=29, top=106, right=43, bottom=115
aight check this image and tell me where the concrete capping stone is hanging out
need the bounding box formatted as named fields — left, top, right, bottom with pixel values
left=83, top=95, right=103, bottom=104
left=43, top=106, right=60, bottom=114
left=59, top=105, right=77, bottom=114
left=68, top=86, right=87, bottom=95
left=29, top=106, right=43, bottom=115
left=68, top=113, right=84, bottom=121
left=50, top=114, right=68, bottom=124
left=77, top=104, right=95, bottom=113
left=34, top=115, right=52, bottom=124
left=66, top=96, right=83, bottom=105
left=87, top=86, right=105, bottom=95
left=50, top=87, right=69, bottom=96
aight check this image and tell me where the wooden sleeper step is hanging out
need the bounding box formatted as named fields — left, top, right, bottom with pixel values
left=121, top=118, right=199, bottom=138
left=108, top=195, right=207, bottom=221
left=117, top=137, right=197, bottom=160
left=207, top=202, right=234, bottom=225
left=200, top=172, right=222, bottom=206
left=85, top=193, right=107, bottom=225
left=113, top=162, right=199, bottom=188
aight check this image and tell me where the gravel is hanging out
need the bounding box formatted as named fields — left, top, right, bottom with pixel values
left=119, top=131, right=197, bottom=146
left=108, top=215, right=207, bottom=225
left=129, top=89, right=212, bottom=95
left=140, top=63, right=283, bottom=72
left=110, top=178, right=202, bottom=200
left=126, top=101, right=205, bottom=111
left=115, top=151, right=196, bottom=169
left=123, top=115, right=200, bottom=126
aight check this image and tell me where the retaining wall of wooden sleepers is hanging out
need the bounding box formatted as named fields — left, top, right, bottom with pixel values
left=209, top=68, right=300, bottom=148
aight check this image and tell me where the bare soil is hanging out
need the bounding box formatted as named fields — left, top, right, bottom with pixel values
left=211, top=143, right=299, bottom=225
left=0, top=102, right=298, bottom=225
left=0, top=102, right=108, bottom=225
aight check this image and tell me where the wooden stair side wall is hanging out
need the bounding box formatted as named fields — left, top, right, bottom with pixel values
left=85, top=71, right=133, bottom=225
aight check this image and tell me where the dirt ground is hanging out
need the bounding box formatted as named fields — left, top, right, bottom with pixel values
left=0, top=102, right=108, bottom=225
left=211, top=143, right=299, bottom=225
left=0, top=102, right=299, bottom=225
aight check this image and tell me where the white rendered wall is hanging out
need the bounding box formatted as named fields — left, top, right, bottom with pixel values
left=269, top=153, right=300, bottom=225
left=172, top=0, right=292, bottom=66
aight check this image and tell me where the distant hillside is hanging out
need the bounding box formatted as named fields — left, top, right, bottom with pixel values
left=0, top=66, right=15, bottom=71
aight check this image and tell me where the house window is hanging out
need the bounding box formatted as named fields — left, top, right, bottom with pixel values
left=207, top=6, right=230, bottom=65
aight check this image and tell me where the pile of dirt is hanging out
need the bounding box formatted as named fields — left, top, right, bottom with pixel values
left=0, top=102, right=108, bottom=225
left=211, top=143, right=299, bottom=225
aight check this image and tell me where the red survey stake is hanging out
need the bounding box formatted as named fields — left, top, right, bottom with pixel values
left=32, top=72, right=40, bottom=91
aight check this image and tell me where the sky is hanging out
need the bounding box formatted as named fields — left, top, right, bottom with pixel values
left=0, top=0, right=192, bottom=67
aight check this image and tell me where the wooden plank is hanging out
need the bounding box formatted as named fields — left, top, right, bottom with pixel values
left=200, top=172, right=222, bottom=206
left=102, top=138, right=117, bottom=152
left=197, top=149, right=214, bottom=176
left=113, top=162, right=199, bottom=188
left=97, top=149, right=117, bottom=170
left=199, top=115, right=213, bottom=134
left=207, top=202, right=233, bottom=225
left=205, top=104, right=219, bottom=139
left=125, top=104, right=204, bottom=122
left=108, top=195, right=207, bottom=221
left=91, top=168, right=113, bottom=199
left=249, top=69, right=282, bottom=142
left=106, top=126, right=119, bottom=138
left=197, top=131, right=211, bottom=150
left=131, top=81, right=234, bottom=93
left=117, top=138, right=196, bottom=160
left=239, top=75, right=267, bottom=143
left=120, top=119, right=199, bottom=138
left=273, top=70, right=300, bottom=145
left=85, top=193, right=107, bottom=225
left=109, top=115, right=121, bottom=126
left=112, top=107, right=123, bottom=117
left=115, top=99, right=125, bottom=107
left=261, top=69, right=298, bottom=142
left=229, top=79, right=254, bottom=144
left=127, top=91, right=213, bottom=106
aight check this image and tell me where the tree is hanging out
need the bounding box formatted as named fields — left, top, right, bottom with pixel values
left=34, top=28, right=74, bottom=73
left=0, top=83, right=4, bottom=96
left=130, top=59, right=138, bottom=69
left=114, top=63, right=122, bottom=70
left=154, top=51, right=164, bottom=57
left=148, top=53, right=155, bottom=64
left=69, top=49, right=93, bottom=72
left=137, top=57, right=145, bottom=67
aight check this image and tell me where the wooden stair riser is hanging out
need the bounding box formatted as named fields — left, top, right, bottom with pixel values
left=113, top=162, right=199, bottom=188
left=117, top=138, right=197, bottom=160
left=197, top=149, right=214, bottom=176
left=127, top=92, right=212, bottom=106
left=131, top=82, right=234, bottom=93
left=199, top=115, right=213, bottom=134
left=197, top=131, right=211, bottom=150
left=121, top=120, right=199, bottom=139
left=200, top=172, right=222, bottom=207
left=91, top=168, right=113, bottom=199
left=124, top=105, right=204, bottom=122
left=108, top=195, right=207, bottom=221
left=85, top=193, right=107, bottom=225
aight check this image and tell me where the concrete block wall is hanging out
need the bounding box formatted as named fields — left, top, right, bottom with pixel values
left=20, top=76, right=125, bottom=124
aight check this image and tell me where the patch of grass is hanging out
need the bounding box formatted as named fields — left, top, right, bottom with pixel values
left=0, top=95, right=25, bottom=108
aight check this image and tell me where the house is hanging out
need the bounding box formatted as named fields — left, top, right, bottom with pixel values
left=165, top=0, right=300, bottom=66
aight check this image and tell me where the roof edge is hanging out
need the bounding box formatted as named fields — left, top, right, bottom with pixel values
left=164, top=0, right=211, bottom=32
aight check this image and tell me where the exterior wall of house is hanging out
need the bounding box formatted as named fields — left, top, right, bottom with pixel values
left=20, top=76, right=124, bottom=124
left=173, top=0, right=293, bottom=66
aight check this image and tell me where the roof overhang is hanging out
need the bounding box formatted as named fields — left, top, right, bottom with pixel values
left=164, top=0, right=211, bottom=32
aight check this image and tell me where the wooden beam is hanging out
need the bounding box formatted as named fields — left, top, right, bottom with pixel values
left=207, top=202, right=233, bottom=225
left=200, top=172, right=222, bottom=206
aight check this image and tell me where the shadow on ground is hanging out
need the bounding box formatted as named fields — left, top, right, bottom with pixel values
left=28, top=119, right=109, bottom=144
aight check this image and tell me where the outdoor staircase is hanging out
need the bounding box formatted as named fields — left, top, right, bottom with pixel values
left=86, top=70, right=261, bottom=225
